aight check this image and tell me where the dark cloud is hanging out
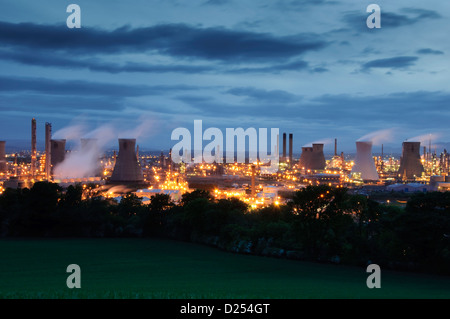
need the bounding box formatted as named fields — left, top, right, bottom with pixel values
left=362, top=56, right=418, bottom=71
left=203, top=0, right=230, bottom=5
left=275, top=0, right=339, bottom=9
left=416, top=48, right=444, bottom=55
left=226, top=60, right=309, bottom=74
left=0, top=49, right=215, bottom=74
left=226, top=87, right=301, bottom=104
left=0, top=21, right=328, bottom=63
left=310, top=67, right=329, bottom=73
left=0, top=76, right=199, bottom=97
left=0, top=48, right=312, bottom=74
left=175, top=89, right=450, bottom=134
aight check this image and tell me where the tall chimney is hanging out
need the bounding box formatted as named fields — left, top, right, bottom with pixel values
left=0, top=141, right=6, bottom=173
left=289, top=133, right=293, bottom=168
left=31, top=118, right=37, bottom=179
left=251, top=164, right=256, bottom=198
left=282, top=133, right=286, bottom=162
left=334, top=138, right=337, bottom=157
left=45, top=122, right=52, bottom=180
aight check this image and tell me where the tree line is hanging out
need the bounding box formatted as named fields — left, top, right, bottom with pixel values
left=0, top=182, right=449, bottom=274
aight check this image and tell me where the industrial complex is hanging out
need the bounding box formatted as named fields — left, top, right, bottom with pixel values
left=1, top=118, right=450, bottom=207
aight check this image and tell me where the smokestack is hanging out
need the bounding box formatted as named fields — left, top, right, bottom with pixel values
left=334, top=138, right=337, bottom=157
left=289, top=133, right=293, bottom=168
left=282, top=133, right=286, bottom=162
left=31, top=118, right=37, bottom=179
left=45, top=123, right=52, bottom=180
left=50, top=139, right=66, bottom=171
left=110, top=139, right=144, bottom=184
left=251, top=164, right=256, bottom=198
left=351, top=141, right=379, bottom=181
left=0, top=141, right=6, bottom=173
left=398, top=141, right=424, bottom=180
left=14, top=153, right=18, bottom=177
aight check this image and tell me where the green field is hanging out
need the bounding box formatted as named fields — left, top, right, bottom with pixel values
left=0, top=238, right=449, bottom=299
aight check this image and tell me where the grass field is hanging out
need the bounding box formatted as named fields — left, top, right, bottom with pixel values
left=0, top=238, right=449, bottom=299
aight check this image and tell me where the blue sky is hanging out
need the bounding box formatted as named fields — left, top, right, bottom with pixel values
left=0, top=0, right=449, bottom=153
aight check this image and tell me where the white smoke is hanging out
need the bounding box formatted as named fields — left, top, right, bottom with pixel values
left=407, top=133, right=441, bottom=144
left=118, top=116, right=157, bottom=139
left=53, top=125, right=116, bottom=179
left=357, top=128, right=395, bottom=145
left=52, top=123, right=87, bottom=140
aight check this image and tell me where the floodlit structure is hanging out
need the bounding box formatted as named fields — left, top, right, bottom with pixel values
left=351, top=141, right=379, bottom=181
left=110, top=139, right=144, bottom=183
left=398, top=141, right=424, bottom=180
left=0, top=141, right=6, bottom=173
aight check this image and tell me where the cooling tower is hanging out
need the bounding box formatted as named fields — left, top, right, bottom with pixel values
left=299, top=144, right=326, bottom=170
left=50, top=139, right=66, bottom=169
left=398, top=141, right=424, bottom=180
left=310, top=144, right=326, bottom=170
left=351, top=141, right=379, bottom=181
left=110, top=139, right=144, bottom=183
left=299, top=146, right=313, bottom=169
left=0, top=141, right=6, bottom=173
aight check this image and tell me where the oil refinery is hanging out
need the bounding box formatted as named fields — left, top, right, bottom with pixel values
left=1, top=118, right=450, bottom=207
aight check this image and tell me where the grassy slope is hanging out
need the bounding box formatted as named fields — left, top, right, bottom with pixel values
left=0, top=238, right=449, bottom=299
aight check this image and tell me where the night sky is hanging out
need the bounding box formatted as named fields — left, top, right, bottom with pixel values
left=0, top=0, right=449, bottom=153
